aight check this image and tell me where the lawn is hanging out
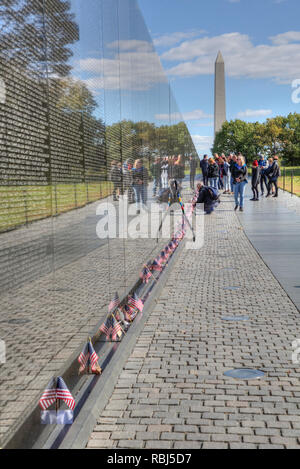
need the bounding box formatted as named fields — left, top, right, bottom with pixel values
left=278, top=167, right=300, bottom=197
left=0, top=181, right=113, bottom=233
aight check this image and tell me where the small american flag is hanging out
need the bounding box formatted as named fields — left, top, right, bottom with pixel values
left=160, top=251, right=167, bottom=262
left=78, top=341, right=99, bottom=373
left=100, top=315, right=113, bottom=338
left=151, top=260, right=162, bottom=272
left=140, top=266, right=152, bottom=283
left=56, top=377, right=75, bottom=411
left=128, top=292, right=144, bottom=312
left=111, top=316, right=122, bottom=341
left=39, top=377, right=75, bottom=411
left=108, top=292, right=120, bottom=313
left=39, top=378, right=57, bottom=410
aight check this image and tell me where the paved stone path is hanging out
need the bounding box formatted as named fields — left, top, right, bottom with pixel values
left=87, top=194, right=300, bottom=449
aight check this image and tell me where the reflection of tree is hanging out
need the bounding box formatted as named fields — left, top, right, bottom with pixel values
left=56, top=77, right=97, bottom=114
left=0, top=0, right=79, bottom=77
left=105, top=120, right=198, bottom=165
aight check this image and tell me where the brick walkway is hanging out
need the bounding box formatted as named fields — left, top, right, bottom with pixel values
left=87, top=195, right=300, bottom=449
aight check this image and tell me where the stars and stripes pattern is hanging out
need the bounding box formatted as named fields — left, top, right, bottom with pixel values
left=128, top=292, right=144, bottom=313
left=140, top=266, right=152, bottom=283
left=111, top=315, right=122, bottom=341
left=108, top=292, right=120, bottom=313
left=100, top=315, right=113, bottom=338
left=56, top=377, right=76, bottom=411
left=39, top=378, right=57, bottom=410
left=78, top=341, right=99, bottom=373
left=151, top=259, right=162, bottom=272
left=39, top=377, right=75, bottom=411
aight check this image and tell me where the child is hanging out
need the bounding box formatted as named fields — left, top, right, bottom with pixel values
left=250, top=160, right=261, bottom=201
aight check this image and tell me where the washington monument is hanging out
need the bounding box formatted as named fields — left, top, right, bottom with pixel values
left=214, top=51, right=226, bottom=136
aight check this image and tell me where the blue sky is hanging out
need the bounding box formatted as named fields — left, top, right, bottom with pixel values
left=138, top=0, right=300, bottom=155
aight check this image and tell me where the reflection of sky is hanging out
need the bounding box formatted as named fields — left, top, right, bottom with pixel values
left=68, top=0, right=182, bottom=126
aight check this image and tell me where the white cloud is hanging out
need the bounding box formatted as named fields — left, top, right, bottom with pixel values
left=161, top=31, right=300, bottom=84
left=237, top=109, right=272, bottom=118
left=153, top=30, right=206, bottom=48
left=155, top=109, right=212, bottom=121
left=78, top=40, right=168, bottom=91
left=191, top=135, right=214, bottom=152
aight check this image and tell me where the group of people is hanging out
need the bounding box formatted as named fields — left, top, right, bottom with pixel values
left=198, top=152, right=281, bottom=213
left=110, top=154, right=189, bottom=214
left=110, top=159, right=149, bottom=214
left=151, top=155, right=186, bottom=195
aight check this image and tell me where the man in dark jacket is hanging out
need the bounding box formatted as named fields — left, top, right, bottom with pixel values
left=194, top=182, right=220, bottom=214
left=266, top=156, right=280, bottom=198
left=200, top=155, right=209, bottom=186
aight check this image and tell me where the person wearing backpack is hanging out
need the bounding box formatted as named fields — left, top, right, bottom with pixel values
left=194, top=182, right=220, bottom=214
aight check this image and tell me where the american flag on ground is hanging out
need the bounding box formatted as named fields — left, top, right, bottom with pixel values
left=140, top=266, right=152, bottom=283
left=39, top=378, right=57, bottom=410
left=128, top=292, right=144, bottom=313
left=78, top=341, right=100, bottom=374
left=123, top=304, right=133, bottom=322
left=39, top=377, right=75, bottom=411
left=111, top=316, right=123, bottom=341
left=159, top=251, right=167, bottom=263
left=56, top=377, right=76, bottom=411
left=108, top=292, right=120, bottom=313
left=151, top=259, right=162, bottom=272
left=99, top=315, right=113, bottom=338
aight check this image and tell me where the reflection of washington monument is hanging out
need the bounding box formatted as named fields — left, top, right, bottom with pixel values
left=214, top=51, right=226, bottom=136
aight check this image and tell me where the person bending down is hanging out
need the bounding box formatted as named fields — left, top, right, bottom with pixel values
left=194, top=182, right=220, bottom=215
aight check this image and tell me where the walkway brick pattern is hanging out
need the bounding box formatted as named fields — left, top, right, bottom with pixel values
left=87, top=196, right=300, bottom=449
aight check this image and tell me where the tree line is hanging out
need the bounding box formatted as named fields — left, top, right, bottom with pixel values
left=212, top=113, right=300, bottom=165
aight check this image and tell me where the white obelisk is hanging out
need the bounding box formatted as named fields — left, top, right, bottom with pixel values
left=214, top=51, right=226, bottom=136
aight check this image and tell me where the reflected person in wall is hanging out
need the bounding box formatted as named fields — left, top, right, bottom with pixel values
left=132, top=159, right=149, bottom=214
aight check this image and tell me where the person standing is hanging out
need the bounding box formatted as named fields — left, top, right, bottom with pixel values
left=189, top=156, right=197, bottom=190
left=229, top=153, right=237, bottom=194
left=222, top=156, right=230, bottom=193
left=250, top=160, right=261, bottom=201
left=132, top=159, right=149, bottom=214
left=160, top=157, right=169, bottom=190
left=266, top=155, right=280, bottom=198
left=207, top=157, right=219, bottom=190
left=232, top=155, right=248, bottom=212
left=110, top=160, right=123, bottom=201
left=174, top=154, right=185, bottom=188
left=151, top=157, right=162, bottom=197
left=258, top=155, right=269, bottom=196
left=200, top=155, right=209, bottom=186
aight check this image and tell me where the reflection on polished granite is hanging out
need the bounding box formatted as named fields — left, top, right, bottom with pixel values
left=238, top=188, right=300, bottom=311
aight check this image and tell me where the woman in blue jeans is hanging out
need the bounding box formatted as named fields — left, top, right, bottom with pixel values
left=231, top=155, right=248, bottom=212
